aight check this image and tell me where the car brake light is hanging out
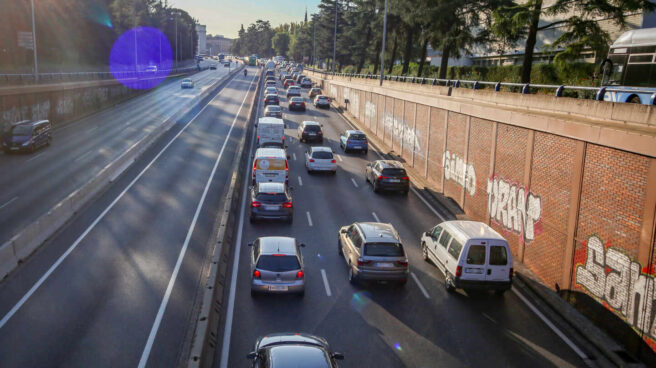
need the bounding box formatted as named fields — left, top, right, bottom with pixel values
left=273, top=254, right=285, bottom=256
left=317, top=131, right=322, bottom=135
left=455, top=265, right=462, bottom=277
left=251, top=200, right=261, bottom=207
left=357, top=258, right=371, bottom=266
left=296, top=271, right=304, bottom=279
left=285, top=161, right=289, bottom=171
left=509, top=267, right=514, bottom=279
left=364, top=140, right=368, bottom=144
left=309, top=158, right=315, bottom=162
left=346, top=139, right=351, bottom=144
left=377, top=176, right=388, bottom=180
left=283, top=202, right=293, bottom=208
left=396, top=260, right=408, bottom=267
left=301, top=103, right=305, bottom=106
left=253, top=270, right=261, bottom=278
left=257, top=135, right=260, bottom=142
left=401, top=176, right=409, bottom=180
left=331, top=159, right=336, bottom=163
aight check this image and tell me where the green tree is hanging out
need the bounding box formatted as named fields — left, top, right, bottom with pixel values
left=272, top=32, right=291, bottom=57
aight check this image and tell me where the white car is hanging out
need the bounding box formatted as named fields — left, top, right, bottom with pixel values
left=305, top=146, right=336, bottom=174
left=265, top=86, right=278, bottom=95
left=180, top=78, right=194, bottom=89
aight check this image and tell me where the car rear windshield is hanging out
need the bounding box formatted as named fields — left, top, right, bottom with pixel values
left=381, top=168, right=407, bottom=177
left=317, top=96, right=329, bottom=100
left=257, top=255, right=300, bottom=272
left=256, top=193, right=287, bottom=202
left=349, top=133, right=366, bottom=140
left=291, top=97, right=304, bottom=102
left=466, top=245, right=486, bottom=265
left=304, top=125, right=321, bottom=132
left=267, top=106, right=281, bottom=112
left=312, top=151, right=333, bottom=159
left=489, top=246, right=508, bottom=265
left=364, top=243, right=404, bottom=257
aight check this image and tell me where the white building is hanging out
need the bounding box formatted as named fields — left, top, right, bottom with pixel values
left=196, top=24, right=207, bottom=55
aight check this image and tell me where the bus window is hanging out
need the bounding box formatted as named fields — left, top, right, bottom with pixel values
left=605, top=55, right=627, bottom=86
left=625, top=64, right=652, bottom=87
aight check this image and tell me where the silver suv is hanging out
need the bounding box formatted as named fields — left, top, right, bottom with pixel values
left=338, top=222, right=409, bottom=286
left=249, top=237, right=305, bottom=296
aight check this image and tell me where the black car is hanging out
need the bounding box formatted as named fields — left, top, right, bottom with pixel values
left=250, top=182, right=293, bottom=223
left=264, top=105, right=283, bottom=118
left=265, top=75, right=276, bottom=82
left=2, top=120, right=51, bottom=153
left=365, top=160, right=410, bottom=194
left=288, top=97, right=306, bottom=112
left=298, top=121, right=323, bottom=143
left=264, top=94, right=280, bottom=106
left=247, top=333, right=344, bottom=368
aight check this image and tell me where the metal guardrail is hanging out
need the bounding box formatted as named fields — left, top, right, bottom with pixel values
left=306, top=68, right=656, bottom=104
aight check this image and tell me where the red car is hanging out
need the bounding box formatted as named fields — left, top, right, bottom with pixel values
left=283, top=79, right=295, bottom=89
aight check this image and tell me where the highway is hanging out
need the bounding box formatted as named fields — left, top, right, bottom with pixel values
left=0, top=64, right=231, bottom=246
left=0, top=66, right=257, bottom=367
left=217, top=71, right=589, bottom=367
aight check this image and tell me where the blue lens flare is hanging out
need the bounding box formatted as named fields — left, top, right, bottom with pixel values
left=350, top=291, right=371, bottom=312
left=394, top=343, right=402, bottom=351
left=110, top=27, right=173, bottom=90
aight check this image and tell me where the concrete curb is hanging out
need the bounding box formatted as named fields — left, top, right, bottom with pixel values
left=187, top=68, right=262, bottom=368
left=0, top=65, right=244, bottom=281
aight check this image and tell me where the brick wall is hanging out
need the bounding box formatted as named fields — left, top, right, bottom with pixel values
left=464, top=118, right=494, bottom=223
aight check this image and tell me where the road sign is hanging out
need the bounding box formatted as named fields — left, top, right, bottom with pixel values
left=17, top=31, right=34, bottom=50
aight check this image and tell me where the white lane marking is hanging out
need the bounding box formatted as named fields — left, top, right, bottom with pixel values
left=511, top=288, right=588, bottom=360
left=0, top=71, right=248, bottom=332
left=411, top=272, right=430, bottom=299
left=220, top=69, right=260, bottom=368
left=336, top=154, right=343, bottom=162
left=350, top=178, right=359, bottom=188
left=74, top=149, right=94, bottom=163
left=298, top=176, right=303, bottom=186
left=306, top=211, right=313, bottom=226
left=138, top=73, right=256, bottom=368
left=293, top=153, right=297, bottom=161
left=321, top=269, right=332, bottom=297
left=0, top=197, right=18, bottom=211
left=88, top=125, right=99, bottom=133
left=26, top=152, right=45, bottom=162
left=372, top=212, right=380, bottom=222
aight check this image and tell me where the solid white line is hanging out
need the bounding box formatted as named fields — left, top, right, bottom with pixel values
left=306, top=211, right=313, bottom=226
left=0, top=71, right=247, bottom=333
left=220, top=69, right=260, bottom=368
left=138, top=73, right=255, bottom=368
left=336, top=154, right=343, bottom=162
left=511, top=287, right=588, bottom=360
left=26, top=152, right=45, bottom=162
left=372, top=212, right=380, bottom=222
left=410, top=187, right=446, bottom=222
left=298, top=176, right=303, bottom=186
left=0, top=197, right=18, bottom=211
left=321, top=269, right=332, bottom=297
left=410, top=272, right=430, bottom=299
left=293, top=153, right=297, bottom=161
left=350, top=178, right=359, bottom=188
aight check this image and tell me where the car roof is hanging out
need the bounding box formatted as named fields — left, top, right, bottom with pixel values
left=10, top=120, right=32, bottom=127
left=265, top=105, right=281, bottom=110
left=255, top=147, right=286, bottom=158
left=356, top=222, right=399, bottom=242
left=311, top=87, right=321, bottom=90
left=11, top=119, right=49, bottom=128
left=265, top=94, right=278, bottom=98
left=310, top=146, right=332, bottom=153
left=182, top=78, right=192, bottom=81
left=290, top=97, right=304, bottom=101
left=259, top=237, right=297, bottom=255
left=346, top=130, right=364, bottom=135
left=257, top=182, right=285, bottom=193
left=316, top=95, right=329, bottom=98
left=257, top=333, right=329, bottom=350
left=302, top=121, right=320, bottom=126
left=258, top=117, right=284, bottom=125
left=374, top=160, right=404, bottom=169
left=440, top=221, right=506, bottom=242
left=289, top=85, right=300, bottom=89
left=266, top=345, right=331, bottom=367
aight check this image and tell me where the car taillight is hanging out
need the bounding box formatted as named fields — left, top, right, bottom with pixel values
left=296, top=271, right=304, bottom=279
left=357, top=258, right=371, bottom=266
left=283, top=202, right=293, bottom=208
left=455, top=265, right=462, bottom=277
left=257, top=135, right=260, bottom=142
left=251, top=201, right=261, bottom=207
left=309, top=158, right=315, bottom=162
left=301, top=102, right=305, bottom=106
left=285, top=161, right=289, bottom=171
left=331, top=159, right=336, bottom=163
left=401, top=176, right=409, bottom=180
left=396, top=260, right=408, bottom=267
left=253, top=270, right=261, bottom=279
left=364, top=140, right=368, bottom=144
left=509, top=267, right=514, bottom=279
left=346, top=139, right=351, bottom=144
left=377, top=176, right=388, bottom=180
left=317, top=131, right=322, bottom=135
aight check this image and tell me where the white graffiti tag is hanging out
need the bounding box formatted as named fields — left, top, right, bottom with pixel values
left=486, top=177, right=541, bottom=242
left=442, top=150, right=476, bottom=196
left=382, top=113, right=423, bottom=155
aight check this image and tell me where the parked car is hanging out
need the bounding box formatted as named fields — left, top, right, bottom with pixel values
left=286, top=86, right=302, bottom=98
left=180, top=78, right=194, bottom=89
left=264, top=105, right=283, bottom=118
left=2, top=120, right=51, bottom=154
left=288, top=97, right=306, bottom=112
left=364, top=160, right=409, bottom=194
left=283, top=79, right=296, bottom=89
left=252, top=147, right=289, bottom=185
left=420, top=221, right=514, bottom=294
left=248, top=237, right=305, bottom=296
left=309, top=87, right=322, bottom=99
left=249, top=182, right=293, bottom=223
left=339, top=130, right=368, bottom=153
left=298, top=121, right=323, bottom=143
left=264, top=94, right=280, bottom=106
left=338, top=222, right=409, bottom=285
left=305, top=146, right=336, bottom=174
left=247, top=333, right=344, bottom=367
left=314, top=95, right=331, bottom=109
left=265, top=86, right=278, bottom=95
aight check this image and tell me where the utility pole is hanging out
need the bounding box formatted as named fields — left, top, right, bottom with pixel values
left=332, top=0, right=337, bottom=73
left=134, top=0, right=138, bottom=71
left=30, top=0, right=38, bottom=82
left=312, top=16, right=316, bottom=67
left=379, top=0, right=388, bottom=86
left=173, top=12, right=179, bottom=68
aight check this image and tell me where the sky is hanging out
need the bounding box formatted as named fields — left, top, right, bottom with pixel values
left=171, top=0, right=321, bottom=38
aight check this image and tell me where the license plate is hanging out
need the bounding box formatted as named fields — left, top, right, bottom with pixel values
left=10, top=147, right=19, bottom=151
left=388, top=179, right=400, bottom=183
left=377, top=262, right=394, bottom=267
left=465, top=268, right=484, bottom=274
left=269, top=285, right=288, bottom=291
left=264, top=173, right=276, bottom=177
left=353, top=146, right=362, bottom=149
left=308, top=133, right=316, bottom=136
left=264, top=205, right=279, bottom=211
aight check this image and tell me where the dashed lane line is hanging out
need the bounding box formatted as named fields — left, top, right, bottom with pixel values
left=306, top=211, right=313, bottom=227
left=321, top=269, right=332, bottom=297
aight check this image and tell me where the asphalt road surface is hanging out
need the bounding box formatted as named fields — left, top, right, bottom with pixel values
left=0, top=66, right=257, bottom=367
left=0, top=65, right=231, bottom=245
left=217, top=71, right=589, bottom=368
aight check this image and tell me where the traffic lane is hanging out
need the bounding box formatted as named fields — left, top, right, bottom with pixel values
left=0, top=68, right=231, bottom=243
left=0, top=72, right=254, bottom=368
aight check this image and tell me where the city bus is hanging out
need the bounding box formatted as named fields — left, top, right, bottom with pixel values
left=600, top=27, right=656, bottom=104
left=249, top=55, right=257, bottom=66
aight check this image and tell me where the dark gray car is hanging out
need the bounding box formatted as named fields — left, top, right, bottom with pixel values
left=249, top=182, right=293, bottom=223
left=247, top=333, right=344, bottom=367
left=338, top=222, right=409, bottom=285
left=365, top=160, right=410, bottom=194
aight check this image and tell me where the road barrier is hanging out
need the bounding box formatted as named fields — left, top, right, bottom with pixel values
left=0, top=65, right=245, bottom=281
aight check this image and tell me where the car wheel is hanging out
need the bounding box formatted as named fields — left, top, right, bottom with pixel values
left=402, top=190, right=409, bottom=196
left=348, top=265, right=358, bottom=285
left=364, top=149, right=368, bottom=154
left=47, top=138, right=52, bottom=146
left=397, top=279, right=407, bottom=287
left=495, top=289, right=507, bottom=296
left=373, top=182, right=380, bottom=193
left=338, top=238, right=343, bottom=255
left=250, top=290, right=258, bottom=297
left=445, top=274, right=455, bottom=293
left=297, top=290, right=305, bottom=297
left=249, top=214, right=256, bottom=223
left=287, top=216, right=293, bottom=224
left=422, top=243, right=429, bottom=261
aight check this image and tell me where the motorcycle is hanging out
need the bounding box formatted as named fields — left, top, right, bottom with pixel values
left=244, top=69, right=248, bottom=77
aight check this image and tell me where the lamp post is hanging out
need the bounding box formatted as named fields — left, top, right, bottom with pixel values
left=312, top=16, right=316, bottom=67
left=171, top=12, right=180, bottom=68
left=30, top=0, right=38, bottom=82
left=379, top=0, right=388, bottom=86
left=332, top=0, right=337, bottom=73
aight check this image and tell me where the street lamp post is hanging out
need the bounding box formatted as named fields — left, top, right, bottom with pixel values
left=172, top=12, right=180, bottom=68
left=313, top=17, right=316, bottom=67
left=379, top=0, right=388, bottom=86
left=30, top=0, right=38, bottom=82
left=134, top=0, right=138, bottom=72
left=332, top=0, right=337, bottom=73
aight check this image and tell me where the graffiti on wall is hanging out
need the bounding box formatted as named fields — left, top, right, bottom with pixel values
left=365, top=101, right=377, bottom=124
left=57, top=96, right=74, bottom=115
left=486, top=176, right=542, bottom=243
left=442, top=150, right=476, bottom=196
left=576, top=235, right=656, bottom=346
left=2, top=101, right=49, bottom=131
left=382, top=113, right=423, bottom=155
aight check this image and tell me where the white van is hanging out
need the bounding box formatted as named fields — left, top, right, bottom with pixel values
left=257, top=117, right=285, bottom=148
left=420, top=221, right=513, bottom=294
left=252, top=148, right=289, bottom=185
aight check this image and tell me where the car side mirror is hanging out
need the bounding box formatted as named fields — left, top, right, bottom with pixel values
left=247, top=242, right=253, bottom=247
left=254, top=123, right=258, bottom=127
left=246, top=352, right=257, bottom=359
left=300, top=243, right=306, bottom=247
left=332, top=352, right=344, bottom=360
